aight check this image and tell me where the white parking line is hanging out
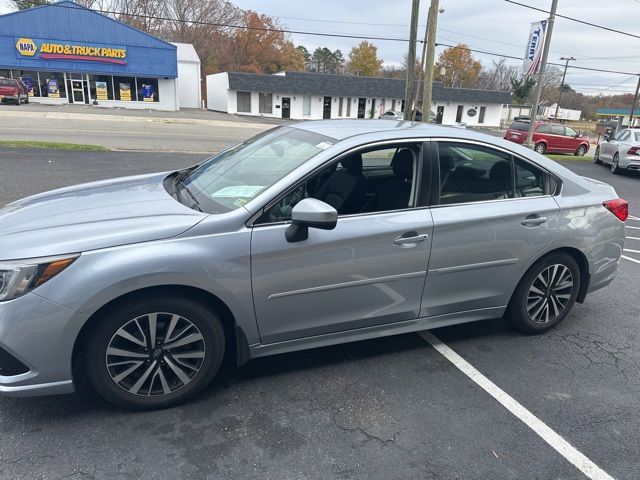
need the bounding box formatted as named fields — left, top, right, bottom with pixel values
left=629, top=215, right=640, bottom=221
left=622, top=255, right=640, bottom=265
left=624, top=248, right=640, bottom=254
left=419, top=331, right=615, bottom=480
left=626, top=236, right=640, bottom=241
left=626, top=225, right=640, bottom=230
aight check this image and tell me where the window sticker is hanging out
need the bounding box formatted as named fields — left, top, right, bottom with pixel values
left=210, top=185, right=264, bottom=198
left=316, top=141, right=333, bottom=150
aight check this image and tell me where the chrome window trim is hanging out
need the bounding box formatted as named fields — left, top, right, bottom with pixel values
left=248, top=138, right=431, bottom=228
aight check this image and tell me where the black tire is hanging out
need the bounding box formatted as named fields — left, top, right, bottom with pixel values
left=534, top=142, right=546, bottom=154
left=593, top=146, right=601, bottom=164
left=24, top=95, right=29, bottom=104
left=86, top=297, right=225, bottom=410
left=507, top=253, right=580, bottom=334
left=575, top=145, right=587, bottom=156
left=611, top=153, right=620, bottom=175
left=15, top=96, right=21, bottom=105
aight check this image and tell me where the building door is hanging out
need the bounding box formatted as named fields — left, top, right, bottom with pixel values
left=436, top=106, right=444, bottom=124
left=455, top=105, right=464, bottom=123
left=281, top=97, right=291, bottom=119
left=323, top=96, right=332, bottom=119
left=67, top=75, right=86, bottom=104
left=357, top=98, right=366, bottom=118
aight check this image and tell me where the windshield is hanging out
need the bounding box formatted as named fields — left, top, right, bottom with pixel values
left=182, top=126, right=336, bottom=213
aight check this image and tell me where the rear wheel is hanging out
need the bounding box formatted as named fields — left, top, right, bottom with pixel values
left=611, top=153, right=621, bottom=175
left=534, top=142, right=546, bottom=154
left=508, top=253, right=580, bottom=334
left=593, top=146, right=602, bottom=164
left=575, top=144, right=587, bottom=156
left=86, top=297, right=225, bottom=410
left=15, top=96, right=21, bottom=105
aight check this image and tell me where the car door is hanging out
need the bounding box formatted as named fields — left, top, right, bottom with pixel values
left=564, top=125, right=580, bottom=152
left=548, top=124, right=566, bottom=152
left=250, top=141, right=434, bottom=344
left=611, top=130, right=631, bottom=161
left=422, top=140, right=559, bottom=318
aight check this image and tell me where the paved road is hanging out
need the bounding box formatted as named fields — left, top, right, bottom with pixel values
left=0, top=151, right=639, bottom=480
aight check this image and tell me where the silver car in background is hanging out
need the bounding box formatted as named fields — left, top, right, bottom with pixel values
left=0, top=120, right=628, bottom=409
left=594, top=127, right=640, bottom=174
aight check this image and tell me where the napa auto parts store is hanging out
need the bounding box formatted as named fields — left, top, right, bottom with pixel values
left=0, top=1, right=201, bottom=110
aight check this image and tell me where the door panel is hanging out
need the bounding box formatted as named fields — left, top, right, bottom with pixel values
left=251, top=210, right=434, bottom=343
left=422, top=197, right=558, bottom=317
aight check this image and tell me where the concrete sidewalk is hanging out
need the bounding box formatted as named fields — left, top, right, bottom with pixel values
left=0, top=103, right=289, bottom=129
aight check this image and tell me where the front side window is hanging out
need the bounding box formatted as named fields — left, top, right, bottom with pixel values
left=438, top=142, right=548, bottom=205
left=182, top=127, right=335, bottom=213
left=615, top=130, right=631, bottom=141
left=565, top=126, right=578, bottom=137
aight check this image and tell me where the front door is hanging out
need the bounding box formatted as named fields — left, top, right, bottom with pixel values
left=67, top=76, right=86, bottom=104
left=422, top=140, right=558, bottom=318
left=281, top=97, right=291, bottom=119
left=455, top=105, right=464, bottom=123
left=323, top=96, right=332, bottom=119
left=436, top=106, right=444, bottom=124
left=250, top=142, right=433, bottom=344
left=357, top=98, right=366, bottom=118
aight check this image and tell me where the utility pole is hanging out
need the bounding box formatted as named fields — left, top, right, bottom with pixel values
left=554, top=56, right=575, bottom=120
left=526, top=0, right=558, bottom=149
left=412, top=24, right=429, bottom=121
left=420, top=0, right=441, bottom=123
left=404, top=0, right=420, bottom=120
left=629, top=75, right=640, bottom=127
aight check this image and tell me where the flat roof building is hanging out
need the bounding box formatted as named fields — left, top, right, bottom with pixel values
left=0, top=1, right=200, bottom=110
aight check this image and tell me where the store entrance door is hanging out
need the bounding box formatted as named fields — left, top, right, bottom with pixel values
left=67, top=75, right=87, bottom=104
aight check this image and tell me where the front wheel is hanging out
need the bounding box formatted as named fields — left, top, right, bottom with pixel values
left=611, top=154, right=621, bottom=175
left=86, top=297, right=225, bottom=410
left=507, top=253, right=580, bottom=334
left=575, top=144, right=587, bottom=156
left=534, top=142, right=546, bottom=154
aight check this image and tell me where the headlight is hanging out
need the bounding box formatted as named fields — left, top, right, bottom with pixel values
left=0, top=254, right=79, bottom=302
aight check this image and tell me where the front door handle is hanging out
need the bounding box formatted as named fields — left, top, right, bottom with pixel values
left=521, top=216, right=548, bottom=227
left=394, top=232, right=429, bottom=246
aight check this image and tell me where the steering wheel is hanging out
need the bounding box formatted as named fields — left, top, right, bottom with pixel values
left=268, top=185, right=306, bottom=222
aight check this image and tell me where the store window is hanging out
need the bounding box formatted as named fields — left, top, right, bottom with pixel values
left=87, top=75, right=114, bottom=101
left=12, top=70, right=40, bottom=97
left=259, top=92, right=273, bottom=114
left=303, top=95, right=311, bottom=116
left=137, top=77, right=159, bottom=102
left=0, top=68, right=11, bottom=78
left=237, top=91, right=251, bottom=112
left=114, top=76, right=136, bottom=101
left=39, top=72, right=66, bottom=99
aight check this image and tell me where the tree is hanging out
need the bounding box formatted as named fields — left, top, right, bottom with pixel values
left=311, top=47, right=344, bottom=74
left=297, top=45, right=311, bottom=70
left=10, top=0, right=49, bottom=9
left=477, top=58, right=521, bottom=91
left=435, top=44, right=482, bottom=88
left=280, top=42, right=305, bottom=72
left=346, top=41, right=383, bottom=77
left=510, top=77, right=536, bottom=104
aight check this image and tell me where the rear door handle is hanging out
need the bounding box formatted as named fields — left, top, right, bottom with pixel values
left=521, top=216, right=548, bottom=227
left=394, top=232, right=429, bottom=246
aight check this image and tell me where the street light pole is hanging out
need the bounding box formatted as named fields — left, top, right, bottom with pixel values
left=554, top=56, right=575, bottom=120
left=629, top=75, right=640, bottom=127
left=525, top=0, right=558, bottom=149
left=404, top=0, right=420, bottom=120
left=421, top=0, right=440, bottom=123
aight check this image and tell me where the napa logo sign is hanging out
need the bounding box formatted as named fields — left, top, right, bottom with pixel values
left=15, top=38, right=37, bottom=57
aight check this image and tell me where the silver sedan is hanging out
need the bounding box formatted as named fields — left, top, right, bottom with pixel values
left=0, top=120, right=628, bottom=409
left=594, top=128, right=640, bottom=174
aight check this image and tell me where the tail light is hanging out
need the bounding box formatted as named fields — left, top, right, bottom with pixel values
left=603, top=198, right=629, bottom=222
left=628, top=146, right=640, bottom=155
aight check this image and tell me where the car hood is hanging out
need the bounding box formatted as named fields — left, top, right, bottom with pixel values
left=0, top=172, right=205, bottom=260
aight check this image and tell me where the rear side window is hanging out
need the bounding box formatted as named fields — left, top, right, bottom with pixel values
left=536, top=124, right=551, bottom=134
left=437, top=142, right=550, bottom=205
left=509, top=121, right=530, bottom=131
left=550, top=125, right=565, bottom=136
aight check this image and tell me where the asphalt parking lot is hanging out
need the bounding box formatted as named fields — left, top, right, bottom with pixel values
left=0, top=149, right=639, bottom=480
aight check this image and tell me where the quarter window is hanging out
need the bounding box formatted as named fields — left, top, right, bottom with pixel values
left=514, top=158, right=545, bottom=198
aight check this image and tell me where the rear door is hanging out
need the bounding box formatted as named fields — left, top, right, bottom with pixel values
left=548, top=124, right=566, bottom=152
left=422, top=140, right=559, bottom=319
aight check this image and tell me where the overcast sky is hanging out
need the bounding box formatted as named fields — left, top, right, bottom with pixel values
left=2, top=0, right=639, bottom=95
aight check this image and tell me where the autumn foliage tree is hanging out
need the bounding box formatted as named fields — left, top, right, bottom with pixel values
left=347, top=41, right=383, bottom=77
left=435, top=44, right=482, bottom=88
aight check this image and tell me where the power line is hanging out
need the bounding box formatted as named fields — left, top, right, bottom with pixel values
left=504, top=0, right=640, bottom=40
left=48, top=3, right=640, bottom=78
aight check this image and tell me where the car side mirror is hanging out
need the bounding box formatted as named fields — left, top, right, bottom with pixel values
left=285, top=198, right=337, bottom=242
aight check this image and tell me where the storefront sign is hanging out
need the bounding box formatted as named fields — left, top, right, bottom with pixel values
left=141, top=83, right=155, bottom=102
left=95, top=81, right=109, bottom=100
left=15, top=37, right=127, bottom=65
left=19, top=76, right=34, bottom=96
left=119, top=82, right=131, bottom=101
left=47, top=79, right=60, bottom=98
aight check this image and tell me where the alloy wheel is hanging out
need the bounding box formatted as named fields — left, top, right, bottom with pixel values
left=534, top=143, right=545, bottom=154
left=526, top=264, right=574, bottom=324
left=611, top=155, right=620, bottom=174
left=105, top=312, right=206, bottom=397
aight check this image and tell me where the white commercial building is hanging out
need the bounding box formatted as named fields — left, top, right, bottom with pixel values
left=172, top=42, right=202, bottom=109
left=206, top=71, right=511, bottom=127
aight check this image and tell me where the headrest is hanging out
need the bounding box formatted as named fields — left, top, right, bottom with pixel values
left=391, top=149, right=414, bottom=180
left=340, top=153, right=363, bottom=173
left=452, top=165, right=485, bottom=180
left=489, top=160, right=512, bottom=181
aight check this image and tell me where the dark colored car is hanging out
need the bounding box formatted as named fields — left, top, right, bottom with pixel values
left=504, top=121, right=590, bottom=156
left=0, top=78, right=29, bottom=105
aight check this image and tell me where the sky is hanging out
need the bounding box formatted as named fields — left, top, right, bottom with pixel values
left=1, top=0, right=639, bottom=96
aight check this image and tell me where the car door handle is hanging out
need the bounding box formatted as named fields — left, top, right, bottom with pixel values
left=521, top=216, right=547, bottom=227
left=394, top=232, right=429, bottom=246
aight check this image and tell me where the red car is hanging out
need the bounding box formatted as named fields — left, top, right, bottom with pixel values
left=504, top=120, right=590, bottom=156
left=0, top=77, right=29, bottom=105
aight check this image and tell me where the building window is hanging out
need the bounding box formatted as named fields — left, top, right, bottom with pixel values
left=338, top=97, right=344, bottom=117
left=38, top=72, right=66, bottom=99
left=391, top=99, right=396, bottom=111
left=237, top=92, right=251, bottom=112
left=479, top=106, right=486, bottom=124
left=302, top=95, right=311, bottom=116
left=137, top=78, right=159, bottom=102
left=87, top=75, right=114, bottom=101
left=259, top=92, right=273, bottom=114
left=113, top=76, right=136, bottom=101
